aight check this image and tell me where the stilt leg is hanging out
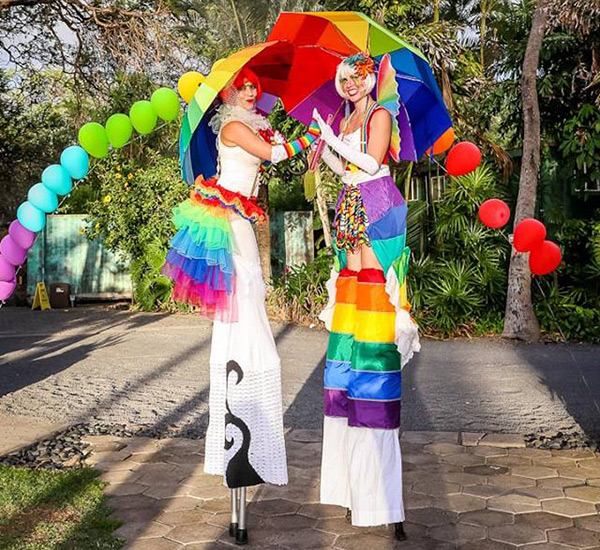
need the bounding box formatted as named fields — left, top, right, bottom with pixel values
left=235, top=487, right=248, bottom=545
left=229, top=488, right=239, bottom=537
left=395, top=522, right=407, bottom=541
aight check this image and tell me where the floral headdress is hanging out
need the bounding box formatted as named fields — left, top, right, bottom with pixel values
left=343, top=52, right=376, bottom=78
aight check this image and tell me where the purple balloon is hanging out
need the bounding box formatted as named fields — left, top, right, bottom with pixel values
left=0, top=235, right=26, bottom=266
left=0, top=278, right=16, bottom=301
left=9, top=219, right=37, bottom=249
left=0, top=254, right=15, bottom=282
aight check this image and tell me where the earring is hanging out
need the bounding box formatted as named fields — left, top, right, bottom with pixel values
left=345, top=99, right=350, bottom=120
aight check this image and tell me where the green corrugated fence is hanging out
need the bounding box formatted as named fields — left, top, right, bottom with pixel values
left=27, top=215, right=131, bottom=301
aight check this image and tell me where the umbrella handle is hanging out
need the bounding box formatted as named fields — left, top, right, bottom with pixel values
left=309, top=113, right=334, bottom=172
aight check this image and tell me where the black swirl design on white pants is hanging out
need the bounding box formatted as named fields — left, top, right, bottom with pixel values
left=224, top=360, right=264, bottom=488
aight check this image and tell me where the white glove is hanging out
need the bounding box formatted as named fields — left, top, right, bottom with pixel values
left=312, top=108, right=380, bottom=176
left=321, top=145, right=345, bottom=176
left=271, top=145, right=287, bottom=164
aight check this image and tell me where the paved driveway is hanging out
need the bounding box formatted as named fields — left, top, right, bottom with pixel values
left=0, top=307, right=599, bottom=438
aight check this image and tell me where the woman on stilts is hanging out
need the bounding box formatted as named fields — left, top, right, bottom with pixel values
left=313, top=53, right=420, bottom=539
left=163, top=67, right=320, bottom=545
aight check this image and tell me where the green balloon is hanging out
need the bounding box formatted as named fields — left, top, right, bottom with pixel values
left=150, top=88, right=181, bottom=122
left=129, top=100, right=158, bottom=135
left=105, top=113, right=133, bottom=148
left=78, top=122, right=109, bottom=158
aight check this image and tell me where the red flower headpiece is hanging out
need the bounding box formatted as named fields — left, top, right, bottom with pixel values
left=345, top=52, right=375, bottom=78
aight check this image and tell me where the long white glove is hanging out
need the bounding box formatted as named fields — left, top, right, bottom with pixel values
left=321, top=144, right=345, bottom=176
left=312, top=108, right=380, bottom=176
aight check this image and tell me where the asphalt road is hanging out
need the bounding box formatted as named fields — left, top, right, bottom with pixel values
left=0, top=306, right=599, bottom=437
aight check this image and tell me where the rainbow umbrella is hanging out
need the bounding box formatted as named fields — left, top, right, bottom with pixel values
left=180, top=12, right=452, bottom=183
left=268, top=11, right=452, bottom=162
left=180, top=40, right=345, bottom=183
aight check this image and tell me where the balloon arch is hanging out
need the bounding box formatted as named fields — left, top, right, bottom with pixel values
left=0, top=28, right=561, bottom=304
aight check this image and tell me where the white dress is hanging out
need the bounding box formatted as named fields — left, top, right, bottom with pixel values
left=203, top=132, right=288, bottom=488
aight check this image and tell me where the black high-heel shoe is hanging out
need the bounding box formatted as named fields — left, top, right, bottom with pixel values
left=345, top=508, right=352, bottom=524
left=394, top=522, right=407, bottom=541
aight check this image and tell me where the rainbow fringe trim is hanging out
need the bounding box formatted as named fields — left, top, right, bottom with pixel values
left=162, top=177, right=266, bottom=321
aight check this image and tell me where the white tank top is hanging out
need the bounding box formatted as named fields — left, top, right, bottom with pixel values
left=340, top=128, right=390, bottom=186
left=216, top=129, right=262, bottom=198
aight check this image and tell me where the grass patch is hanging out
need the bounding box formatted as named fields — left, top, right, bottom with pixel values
left=0, top=464, right=124, bottom=550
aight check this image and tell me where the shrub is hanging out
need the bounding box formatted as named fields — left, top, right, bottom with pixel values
left=85, top=154, right=188, bottom=310
left=409, top=163, right=510, bottom=335
left=267, top=251, right=333, bottom=325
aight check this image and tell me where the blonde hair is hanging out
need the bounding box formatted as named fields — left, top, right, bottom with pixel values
left=334, top=58, right=377, bottom=99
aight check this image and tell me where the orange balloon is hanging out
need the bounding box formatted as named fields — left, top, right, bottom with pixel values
left=427, top=128, right=455, bottom=155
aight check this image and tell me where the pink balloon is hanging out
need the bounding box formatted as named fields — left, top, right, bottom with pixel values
left=0, top=279, right=16, bottom=301
left=9, top=219, right=37, bottom=249
left=0, top=235, right=26, bottom=266
left=0, top=254, right=15, bottom=282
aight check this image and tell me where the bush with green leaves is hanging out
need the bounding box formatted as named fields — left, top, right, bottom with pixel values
left=532, top=214, right=600, bottom=342
left=267, top=250, right=333, bottom=325
left=85, top=154, right=188, bottom=310
left=410, top=163, right=510, bottom=335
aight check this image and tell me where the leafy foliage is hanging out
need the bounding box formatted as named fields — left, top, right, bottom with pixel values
left=267, top=250, right=333, bottom=325
left=85, top=155, right=188, bottom=310
left=410, top=164, right=510, bottom=334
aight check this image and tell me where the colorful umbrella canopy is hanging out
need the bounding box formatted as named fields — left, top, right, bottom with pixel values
left=180, top=11, right=452, bottom=182
left=180, top=40, right=345, bottom=183
left=268, top=11, right=452, bottom=162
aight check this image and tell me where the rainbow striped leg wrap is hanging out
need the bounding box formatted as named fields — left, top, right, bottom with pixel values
left=349, top=268, right=401, bottom=429
left=282, top=120, right=321, bottom=158
left=323, top=268, right=358, bottom=417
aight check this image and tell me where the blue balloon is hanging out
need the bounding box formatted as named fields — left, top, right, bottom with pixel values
left=28, top=183, right=58, bottom=213
left=17, top=201, right=46, bottom=232
left=42, top=164, right=73, bottom=195
left=60, top=145, right=89, bottom=180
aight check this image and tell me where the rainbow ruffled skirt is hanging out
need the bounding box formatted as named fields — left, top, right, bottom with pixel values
left=163, top=177, right=265, bottom=321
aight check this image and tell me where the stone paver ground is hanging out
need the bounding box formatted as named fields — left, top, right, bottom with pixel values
left=82, top=430, right=600, bottom=550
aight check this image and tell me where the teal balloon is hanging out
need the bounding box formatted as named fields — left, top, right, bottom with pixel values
left=150, top=88, right=180, bottom=122
left=105, top=113, right=133, bottom=148
left=60, top=146, right=89, bottom=179
left=78, top=122, right=109, bottom=158
left=17, top=201, right=46, bottom=232
left=28, top=183, right=58, bottom=213
left=129, top=101, right=158, bottom=135
left=42, top=164, right=73, bottom=195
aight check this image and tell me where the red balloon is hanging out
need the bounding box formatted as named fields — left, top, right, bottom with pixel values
left=478, top=199, right=510, bottom=228
left=529, top=240, right=562, bottom=275
left=514, top=218, right=546, bottom=252
left=445, top=142, right=482, bottom=176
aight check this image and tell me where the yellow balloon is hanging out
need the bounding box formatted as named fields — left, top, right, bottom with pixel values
left=177, top=71, right=205, bottom=104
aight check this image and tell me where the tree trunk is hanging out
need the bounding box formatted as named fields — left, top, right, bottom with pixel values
left=480, top=1, right=488, bottom=71
left=502, top=0, right=549, bottom=341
